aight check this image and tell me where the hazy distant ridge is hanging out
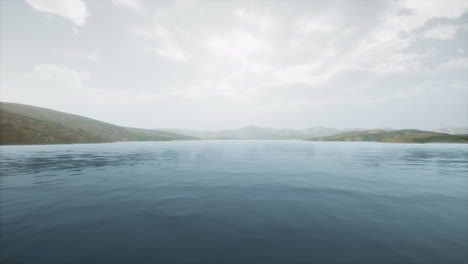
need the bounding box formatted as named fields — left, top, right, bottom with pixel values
left=161, top=126, right=468, bottom=140
left=159, top=126, right=344, bottom=140
left=1, top=102, right=466, bottom=144
left=433, top=127, right=468, bottom=135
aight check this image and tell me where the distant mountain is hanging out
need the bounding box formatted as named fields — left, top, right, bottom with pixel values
left=433, top=127, right=468, bottom=135
left=0, top=102, right=196, bottom=145
left=308, top=129, right=468, bottom=143
left=3, top=102, right=465, bottom=145
left=160, top=126, right=343, bottom=140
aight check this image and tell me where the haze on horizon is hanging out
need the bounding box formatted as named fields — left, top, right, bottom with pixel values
left=0, top=0, right=467, bottom=131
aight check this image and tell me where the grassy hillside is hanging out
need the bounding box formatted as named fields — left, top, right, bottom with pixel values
left=0, top=111, right=106, bottom=145
left=0, top=102, right=196, bottom=145
left=308, top=129, right=468, bottom=143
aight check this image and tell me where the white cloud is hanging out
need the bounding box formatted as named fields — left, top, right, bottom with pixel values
left=64, top=51, right=100, bottom=63
left=421, top=24, right=457, bottom=40
left=206, top=30, right=271, bottom=62
left=134, top=25, right=188, bottom=61
left=25, top=64, right=90, bottom=91
left=381, top=0, right=468, bottom=35
left=111, top=0, right=142, bottom=12
left=137, top=44, right=187, bottom=61
left=235, top=9, right=272, bottom=32
left=2, top=64, right=92, bottom=107
left=189, top=0, right=468, bottom=102
left=295, top=18, right=336, bottom=34
left=347, top=0, right=468, bottom=73
left=434, top=58, right=468, bottom=71
left=25, top=0, right=88, bottom=26
left=6, top=0, right=467, bottom=129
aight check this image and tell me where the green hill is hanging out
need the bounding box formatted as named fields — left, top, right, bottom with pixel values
left=308, top=129, right=468, bottom=143
left=0, top=102, right=196, bottom=145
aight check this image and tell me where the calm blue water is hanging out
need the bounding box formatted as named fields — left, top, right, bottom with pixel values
left=0, top=141, right=467, bottom=264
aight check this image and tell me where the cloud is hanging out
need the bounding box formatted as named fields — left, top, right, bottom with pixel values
left=25, top=64, right=90, bottom=91
left=295, top=18, right=336, bottom=34
left=137, top=44, right=187, bottom=61
left=3, top=64, right=177, bottom=105
left=111, top=0, right=142, bottom=12
left=205, top=30, right=271, bottom=62
left=134, top=25, right=188, bottom=61
left=434, top=58, right=468, bottom=71
left=64, top=51, right=100, bottom=63
left=235, top=9, right=272, bottom=32
left=6, top=0, right=467, bottom=129
left=382, top=0, right=468, bottom=35
left=2, top=64, right=92, bottom=107
left=345, top=0, right=468, bottom=73
left=155, top=0, right=468, bottom=103
left=25, top=0, right=88, bottom=26
left=421, top=24, right=458, bottom=40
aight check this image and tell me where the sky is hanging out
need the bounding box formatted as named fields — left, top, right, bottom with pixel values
left=0, top=0, right=467, bottom=130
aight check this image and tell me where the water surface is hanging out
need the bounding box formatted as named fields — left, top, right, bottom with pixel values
left=1, top=141, right=467, bottom=263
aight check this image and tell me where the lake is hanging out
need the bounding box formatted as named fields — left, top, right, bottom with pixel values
left=0, top=140, right=467, bottom=263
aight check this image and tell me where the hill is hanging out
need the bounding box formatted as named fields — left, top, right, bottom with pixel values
left=0, top=102, right=196, bottom=145
left=433, top=127, right=468, bottom=135
left=308, top=129, right=468, bottom=143
left=159, top=126, right=343, bottom=140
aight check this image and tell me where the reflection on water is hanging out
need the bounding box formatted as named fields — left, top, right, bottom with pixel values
left=0, top=141, right=467, bottom=264
left=1, top=152, right=156, bottom=175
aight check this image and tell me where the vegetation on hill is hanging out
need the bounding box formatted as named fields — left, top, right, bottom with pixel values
left=0, top=102, right=196, bottom=145
left=0, top=111, right=106, bottom=145
left=308, top=129, right=468, bottom=143
left=2, top=102, right=466, bottom=145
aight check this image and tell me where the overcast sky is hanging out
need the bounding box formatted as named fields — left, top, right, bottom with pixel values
left=1, top=0, right=467, bottom=130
